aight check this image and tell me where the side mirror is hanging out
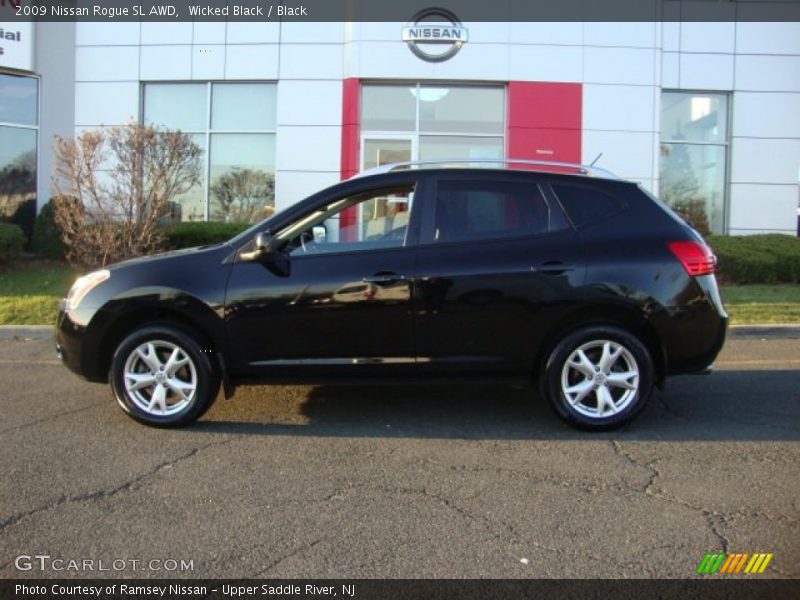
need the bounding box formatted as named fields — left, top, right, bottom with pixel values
left=240, top=232, right=275, bottom=262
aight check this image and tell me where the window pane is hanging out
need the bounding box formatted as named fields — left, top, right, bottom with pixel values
left=0, top=73, right=38, bottom=126
left=552, top=184, right=627, bottom=229
left=209, top=133, right=275, bottom=223
left=361, top=85, right=416, bottom=132
left=144, top=84, right=206, bottom=131
left=0, top=126, right=37, bottom=235
left=661, top=93, right=727, bottom=143
left=362, top=138, right=412, bottom=170
left=660, top=142, right=726, bottom=234
left=170, top=133, right=206, bottom=222
left=419, top=135, right=504, bottom=162
left=419, top=86, right=504, bottom=134
left=279, top=185, right=415, bottom=256
left=211, top=83, right=276, bottom=131
left=434, top=180, right=557, bottom=243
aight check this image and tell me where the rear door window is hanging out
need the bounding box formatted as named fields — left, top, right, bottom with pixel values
left=430, top=179, right=568, bottom=244
left=551, top=183, right=627, bottom=228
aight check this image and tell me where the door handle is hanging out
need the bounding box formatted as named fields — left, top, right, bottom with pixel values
left=535, top=261, right=574, bottom=275
left=363, top=273, right=408, bottom=285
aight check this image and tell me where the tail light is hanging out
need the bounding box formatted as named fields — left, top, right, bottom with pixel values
left=668, top=241, right=717, bottom=276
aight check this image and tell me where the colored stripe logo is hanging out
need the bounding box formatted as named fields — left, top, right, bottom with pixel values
left=696, top=552, right=773, bottom=574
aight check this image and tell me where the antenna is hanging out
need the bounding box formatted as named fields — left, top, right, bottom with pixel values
left=590, top=153, right=603, bottom=167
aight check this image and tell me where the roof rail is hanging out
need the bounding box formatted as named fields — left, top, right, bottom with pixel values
left=353, top=158, right=619, bottom=180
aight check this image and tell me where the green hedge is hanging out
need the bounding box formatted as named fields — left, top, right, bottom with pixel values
left=707, top=234, right=800, bottom=284
left=31, top=201, right=67, bottom=260
left=0, top=222, right=26, bottom=264
left=161, top=222, right=250, bottom=250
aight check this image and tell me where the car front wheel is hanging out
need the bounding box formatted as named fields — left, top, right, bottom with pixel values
left=542, top=325, right=654, bottom=430
left=110, top=325, right=220, bottom=427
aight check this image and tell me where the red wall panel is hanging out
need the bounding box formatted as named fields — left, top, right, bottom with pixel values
left=507, top=81, right=582, bottom=164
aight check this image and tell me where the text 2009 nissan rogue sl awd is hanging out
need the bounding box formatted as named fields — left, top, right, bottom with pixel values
left=56, top=160, right=727, bottom=431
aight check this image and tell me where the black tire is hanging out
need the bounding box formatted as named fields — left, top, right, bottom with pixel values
left=541, top=325, right=654, bottom=431
left=110, top=324, right=220, bottom=427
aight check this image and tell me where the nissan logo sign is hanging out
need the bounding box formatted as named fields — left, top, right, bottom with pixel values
left=401, top=8, right=469, bottom=62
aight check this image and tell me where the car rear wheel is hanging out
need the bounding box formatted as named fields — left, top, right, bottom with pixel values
left=542, top=325, right=654, bottom=430
left=110, top=325, right=220, bottom=427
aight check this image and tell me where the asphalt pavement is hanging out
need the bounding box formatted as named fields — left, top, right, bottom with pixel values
left=0, top=331, right=798, bottom=579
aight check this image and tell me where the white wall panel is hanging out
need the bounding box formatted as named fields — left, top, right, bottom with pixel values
left=226, top=22, right=280, bottom=44
left=735, top=55, right=800, bottom=93
left=350, top=41, right=436, bottom=79
left=733, top=93, right=800, bottom=139
left=736, top=22, right=800, bottom=55
left=141, top=23, right=193, bottom=45
left=281, top=22, right=346, bottom=44
left=583, top=22, right=656, bottom=48
left=661, top=22, right=679, bottom=53
left=191, top=45, right=225, bottom=80
left=582, top=130, right=655, bottom=180
left=277, top=81, right=342, bottom=126
left=76, top=22, right=139, bottom=46
left=584, top=47, right=656, bottom=86
left=509, top=21, right=583, bottom=46
left=140, top=45, right=192, bottom=80
left=193, top=22, right=226, bottom=45
left=75, top=46, right=139, bottom=81
left=583, top=84, right=655, bottom=132
left=274, top=171, right=341, bottom=211
left=509, top=44, right=582, bottom=83
left=430, top=44, right=510, bottom=81
left=75, top=82, right=139, bottom=126
left=661, top=51, right=679, bottom=88
left=728, top=184, right=798, bottom=233
left=679, top=53, right=734, bottom=91
left=280, top=44, right=344, bottom=80
left=224, top=45, right=279, bottom=79
left=679, top=21, right=735, bottom=54
left=275, top=126, right=341, bottom=172
left=731, top=138, right=800, bottom=185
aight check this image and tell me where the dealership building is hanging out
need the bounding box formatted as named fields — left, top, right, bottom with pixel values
left=1, top=10, right=799, bottom=238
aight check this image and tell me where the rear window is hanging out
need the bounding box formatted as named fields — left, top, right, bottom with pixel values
left=552, top=184, right=627, bottom=228
left=433, top=179, right=568, bottom=243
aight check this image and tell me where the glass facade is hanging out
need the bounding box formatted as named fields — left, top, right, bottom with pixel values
left=361, top=84, right=505, bottom=168
left=143, top=82, right=277, bottom=223
left=660, top=92, right=729, bottom=235
left=0, top=73, right=38, bottom=242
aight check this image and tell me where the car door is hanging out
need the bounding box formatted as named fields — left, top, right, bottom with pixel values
left=413, top=172, right=586, bottom=377
left=225, top=176, right=424, bottom=380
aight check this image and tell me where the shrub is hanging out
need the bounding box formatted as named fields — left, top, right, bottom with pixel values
left=161, top=222, right=250, bottom=250
left=52, top=122, right=202, bottom=268
left=31, top=200, right=66, bottom=260
left=0, top=222, right=26, bottom=264
left=707, top=234, right=800, bottom=284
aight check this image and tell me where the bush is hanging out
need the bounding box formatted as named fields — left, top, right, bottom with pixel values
left=161, top=222, right=250, bottom=250
left=0, top=222, right=26, bottom=264
left=31, top=200, right=66, bottom=260
left=707, top=234, right=800, bottom=284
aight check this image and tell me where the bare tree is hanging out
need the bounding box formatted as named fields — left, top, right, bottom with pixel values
left=52, top=123, right=202, bottom=267
left=210, top=168, right=275, bottom=224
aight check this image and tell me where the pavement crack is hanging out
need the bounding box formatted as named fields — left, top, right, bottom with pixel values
left=0, top=437, right=235, bottom=534
left=253, top=539, right=324, bottom=577
left=0, top=401, right=107, bottom=435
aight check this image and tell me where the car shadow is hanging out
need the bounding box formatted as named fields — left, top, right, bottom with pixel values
left=190, top=369, right=800, bottom=442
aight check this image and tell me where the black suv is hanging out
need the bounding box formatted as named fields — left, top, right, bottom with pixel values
left=56, top=161, right=727, bottom=430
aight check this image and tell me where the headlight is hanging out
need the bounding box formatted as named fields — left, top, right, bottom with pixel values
left=65, top=269, right=110, bottom=310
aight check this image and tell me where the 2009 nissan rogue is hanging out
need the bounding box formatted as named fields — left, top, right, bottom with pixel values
left=56, top=161, right=727, bottom=430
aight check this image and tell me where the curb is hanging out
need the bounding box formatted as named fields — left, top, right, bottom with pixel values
left=0, top=325, right=53, bottom=340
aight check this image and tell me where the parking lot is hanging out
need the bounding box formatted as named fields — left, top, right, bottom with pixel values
left=1, top=329, right=798, bottom=579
